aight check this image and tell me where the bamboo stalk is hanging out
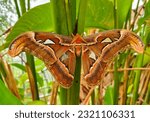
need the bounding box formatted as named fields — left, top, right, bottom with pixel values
left=19, top=0, right=26, bottom=14
left=145, top=82, right=150, bottom=104
left=113, top=58, right=120, bottom=105
left=13, top=0, right=21, bottom=18
left=50, top=82, right=59, bottom=105
left=81, top=87, right=95, bottom=105
left=138, top=69, right=150, bottom=104
left=132, top=54, right=144, bottom=104
left=121, top=57, right=130, bottom=104
left=67, top=56, right=81, bottom=105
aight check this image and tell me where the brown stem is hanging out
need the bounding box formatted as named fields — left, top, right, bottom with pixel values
left=81, top=87, right=95, bottom=105
left=50, top=82, right=59, bottom=105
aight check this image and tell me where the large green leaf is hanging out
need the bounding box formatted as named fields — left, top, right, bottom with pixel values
left=117, top=0, right=133, bottom=28
left=85, top=0, right=132, bottom=29
left=85, top=0, right=114, bottom=29
left=0, top=79, right=22, bottom=105
left=1, top=2, right=54, bottom=51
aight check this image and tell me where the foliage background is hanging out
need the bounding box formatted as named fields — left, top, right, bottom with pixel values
left=0, top=0, right=150, bottom=105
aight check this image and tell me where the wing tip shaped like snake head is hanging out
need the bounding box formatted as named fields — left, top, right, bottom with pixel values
left=8, top=32, right=35, bottom=57
left=121, top=30, right=144, bottom=54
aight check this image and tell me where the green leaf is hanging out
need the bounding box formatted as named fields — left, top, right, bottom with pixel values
left=85, top=0, right=114, bottom=29
left=85, top=0, right=132, bottom=29
left=77, top=0, right=88, bottom=34
left=34, top=58, right=45, bottom=71
left=0, top=79, right=22, bottom=105
left=36, top=74, right=44, bottom=87
left=51, top=0, right=69, bottom=35
left=10, top=63, right=26, bottom=71
left=117, top=0, right=133, bottom=28
left=104, top=86, right=114, bottom=105
left=1, top=2, right=54, bottom=51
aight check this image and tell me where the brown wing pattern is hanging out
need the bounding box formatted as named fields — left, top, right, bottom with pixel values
left=83, top=29, right=144, bottom=86
left=8, top=32, right=74, bottom=88
left=8, top=29, right=144, bottom=88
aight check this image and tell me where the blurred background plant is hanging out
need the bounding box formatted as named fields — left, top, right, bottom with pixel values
left=0, top=0, right=150, bottom=105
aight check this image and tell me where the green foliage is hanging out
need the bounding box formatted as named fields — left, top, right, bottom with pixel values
left=0, top=79, right=22, bottom=105
left=104, top=86, right=114, bottom=105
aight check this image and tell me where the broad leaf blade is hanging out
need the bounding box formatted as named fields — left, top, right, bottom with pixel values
left=117, top=0, right=133, bottom=28
left=85, top=0, right=114, bottom=29
left=3, top=3, right=54, bottom=51
left=0, top=79, right=22, bottom=105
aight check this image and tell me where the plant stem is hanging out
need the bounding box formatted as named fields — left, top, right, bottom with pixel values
left=26, top=54, right=39, bottom=100
left=145, top=82, right=150, bottom=104
left=132, top=54, right=143, bottom=104
left=27, top=0, right=30, bottom=10
left=91, top=90, right=95, bottom=105
left=113, top=58, right=119, bottom=105
left=67, top=56, right=81, bottom=104
left=13, top=0, right=21, bottom=18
